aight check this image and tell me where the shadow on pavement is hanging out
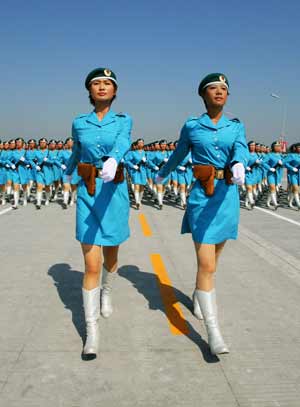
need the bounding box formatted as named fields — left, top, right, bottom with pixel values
left=48, top=263, right=85, bottom=343
left=119, top=265, right=219, bottom=364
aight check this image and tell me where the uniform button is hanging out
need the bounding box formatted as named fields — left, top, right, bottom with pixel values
left=97, top=145, right=100, bottom=147
left=217, top=154, right=220, bottom=158
left=214, top=138, right=218, bottom=141
left=215, top=146, right=219, bottom=150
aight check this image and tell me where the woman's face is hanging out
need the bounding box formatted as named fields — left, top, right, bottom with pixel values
left=40, top=141, right=47, bottom=149
left=203, top=84, right=228, bottom=108
left=89, top=79, right=116, bottom=104
left=29, top=141, right=35, bottom=150
left=137, top=141, right=144, bottom=149
left=9, top=142, right=15, bottom=150
left=16, top=139, right=23, bottom=149
left=274, top=145, right=282, bottom=153
left=249, top=144, right=256, bottom=152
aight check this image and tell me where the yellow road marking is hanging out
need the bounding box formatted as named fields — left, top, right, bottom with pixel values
left=138, top=213, right=152, bottom=237
left=150, top=253, right=189, bottom=335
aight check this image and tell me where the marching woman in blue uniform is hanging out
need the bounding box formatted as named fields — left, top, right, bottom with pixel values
left=149, top=139, right=170, bottom=209
left=28, top=138, right=53, bottom=209
left=10, top=138, right=30, bottom=209
left=26, top=139, right=37, bottom=200
left=0, top=141, right=7, bottom=205
left=65, top=67, right=132, bottom=358
left=244, top=141, right=259, bottom=210
left=262, top=141, right=283, bottom=210
left=284, top=142, right=300, bottom=210
left=157, top=73, right=248, bottom=355
left=126, top=138, right=147, bottom=209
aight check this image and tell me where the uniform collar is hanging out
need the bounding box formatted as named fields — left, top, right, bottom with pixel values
left=198, top=113, right=231, bottom=130
left=86, top=109, right=116, bottom=127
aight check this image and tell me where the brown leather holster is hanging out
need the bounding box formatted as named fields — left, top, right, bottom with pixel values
left=77, top=162, right=125, bottom=196
left=193, top=165, right=215, bottom=196
left=77, top=163, right=97, bottom=196
left=113, top=163, right=125, bottom=183
left=193, top=165, right=233, bottom=196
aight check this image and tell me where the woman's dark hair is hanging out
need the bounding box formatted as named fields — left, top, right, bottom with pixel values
left=88, top=82, right=118, bottom=106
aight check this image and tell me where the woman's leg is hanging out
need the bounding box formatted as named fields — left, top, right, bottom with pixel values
left=12, top=183, right=20, bottom=209
left=194, top=241, right=229, bottom=355
left=179, top=183, right=187, bottom=208
left=101, top=245, right=119, bottom=318
left=36, top=183, right=44, bottom=209
left=81, top=243, right=102, bottom=357
left=134, top=184, right=140, bottom=209
left=62, top=183, right=70, bottom=209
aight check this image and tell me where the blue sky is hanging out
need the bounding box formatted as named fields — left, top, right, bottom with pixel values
left=1, top=0, right=299, bottom=145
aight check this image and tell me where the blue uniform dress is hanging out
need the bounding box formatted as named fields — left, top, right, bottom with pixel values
left=149, top=151, right=170, bottom=185
left=65, top=110, right=132, bottom=246
left=158, top=114, right=248, bottom=244
left=176, top=152, right=192, bottom=185
left=0, top=151, right=7, bottom=185
left=245, top=152, right=259, bottom=186
left=262, top=152, right=284, bottom=185
left=25, top=149, right=37, bottom=182
left=29, top=149, right=53, bottom=186
left=126, top=150, right=147, bottom=185
left=284, top=153, right=300, bottom=186
left=10, top=149, right=30, bottom=185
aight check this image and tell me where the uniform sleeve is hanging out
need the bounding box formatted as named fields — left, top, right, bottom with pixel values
left=107, top=115, right=132, bottom=164
left=158, top=123, right=191, bottom=178
left=65, top=121, right=81, bottom=175
left=284, top=155, right=293, bottom=171
left=261, top=155, right=271, bottom=171
left=230, top=123, right=249, bottom=167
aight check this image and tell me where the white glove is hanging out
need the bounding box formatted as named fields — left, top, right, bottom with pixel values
left=26, top=164, right=30, bottom=168
left=293, top=167, right=298, bottom=172
left=189, top=158, right=193, bottom=163
left=269, top=168, right=276, bottom=172
left=61, top=164, right=67, bottom=170
left=102, top=157, right=118, bottom=183
left=5, top=164, right=10, bottom=168
left=154, top=166, right=159, bottom=171
left=255, top=159, right=261, bottom=164
left=133, top=165, right=139, bottom=170
left=43, top=157, right=48, bottom=162
left=278, top=160, right=283, bottom=165
left=163, top=157, right=168, bottom=162
left=178, top=166, right=186, bottom=171
left=36, top=165, right=41, bottom=171
left=246, top=166, right=251, bottom=171
left=20, top=156, right=25, bottom=162
left=155, top=175, right=164, bottom=184
left=11, top=164, right=16, bottom=170
left=231, top=163, right=245, bottom=185
left=142, top=157, right=147, bottom=162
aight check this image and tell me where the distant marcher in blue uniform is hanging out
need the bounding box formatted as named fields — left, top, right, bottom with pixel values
left=262, top=141, right=283, bottom=210
left=126, top=138, right=147, bottom=209
left=65, top=67, right=132, bottom=358
left=157, top=73, right=248, bottom=355
left=10, top=138, right=30, bottom=209
left=285, top=142, right=300, bottom=209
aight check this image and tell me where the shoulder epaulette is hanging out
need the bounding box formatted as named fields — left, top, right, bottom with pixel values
left=186, top=116, right=198, bottom=122
left=74, top=113, right=88, bottom=120
left=116, top=112, right=127, bottom=117
left=230, top=117, right=240, bottom=123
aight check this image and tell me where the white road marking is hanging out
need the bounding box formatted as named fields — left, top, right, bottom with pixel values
left=0, top=207, right=13, bottom=216
left=254, top=206, right=300, bottom=227
left=241, top=200, right=300, bottom=227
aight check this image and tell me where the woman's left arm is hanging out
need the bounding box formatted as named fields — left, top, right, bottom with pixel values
left=231, top=122, right=249, bottom=168
left=65, top=121, right=81, bottom=175
left=107, top=114, right=132, bottom=164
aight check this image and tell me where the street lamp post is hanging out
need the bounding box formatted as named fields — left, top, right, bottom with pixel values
left=270, top=93, right=287, bottom=142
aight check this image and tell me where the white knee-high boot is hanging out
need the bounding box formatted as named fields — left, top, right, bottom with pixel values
left=63, top=191, right=69, bottom=207
left=101, top=266, right=117, bottom=318
left=180, top=191, right=186, bottom=207
left=70, top=190, right=77, bottom=206
left=271, top=192, right=278, bottom=209
left=82, top=286, right=100, bottom=356
left=36, top=191, right=42, bottom=208
left=195, top=289, right=229, bottom=355
left=192, top=290, right=203, bottom=320
left=13, top=191, right=19, bottom=208
left=294, top=193, right=300, bottom=209
left=157, top=192, right=163, bottom=208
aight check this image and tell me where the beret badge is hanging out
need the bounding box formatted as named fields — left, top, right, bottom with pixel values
left=104, top=69, right=112, bottom=77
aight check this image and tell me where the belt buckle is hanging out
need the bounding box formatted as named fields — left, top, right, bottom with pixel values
left=97, top=169, right=103, bottom=178
left=215, top=169, right=224, bottom=180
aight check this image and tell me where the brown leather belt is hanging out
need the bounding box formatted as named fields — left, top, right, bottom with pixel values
left=193, top=165, right=233, bottom=196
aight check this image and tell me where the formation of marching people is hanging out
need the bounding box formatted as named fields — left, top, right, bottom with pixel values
left=0, top=137, right=300, bottom=212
